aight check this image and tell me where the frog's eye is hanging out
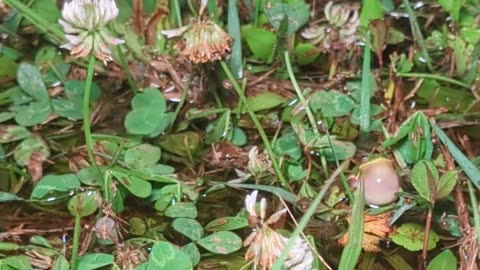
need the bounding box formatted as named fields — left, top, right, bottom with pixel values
left=359, top=158, right=400, bottom=206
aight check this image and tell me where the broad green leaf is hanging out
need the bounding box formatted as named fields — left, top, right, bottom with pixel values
left=157, top=132, right=200, bottom=158
left=264, top=1, right=309, bottom=36
left=0, top=125, right=31, bottom=143
left=390, top=223, right=439, bottom=251
left=182, top=243, right=200, bottom=267
left=32, top=0, right=60, bottom=24
left=129, top=217, right=147, bottom=236
left=111, top=169, right=152, bottom=198
left=438, top=0, right=466, bottom=22
left=205, top=111, right=230, bottom=144
left=31, top=174, right=81, bottom=199
left=17, top=63, right=49, bottom=101
left=153, top=184, right=178, bottom=212
left=125, top=88, right=169, bottom=136
left=147, top=241, right=193, bottom=270
left=14, top=100, right=52, bottom=127
left=77, top=253, right=114, bottom=270
left=13, top=136, right=50, bottom=166
left=67, top=191, right=99, bottom=217
left=205, top=216, right=248, bottom=232
left=0, top=112, right=16, bottom=123
left=0, top=192, right=23, bottom=202
left=197, top=231, right=242, bottom=254
left=124, top=144, right=161, bottom=169
left=0, top=56, right=17, bottom=80
left=310, top=91, right=356, bottom=117
left=245, top=27, right=276, bottom=61
left=411, top=160, right=439, bottom=202
left=436, top=170, right=458, bottom=199
left=294, top=43, right=320, bottom=65
left=29, top=235, right=52, bottom=248
left=172, top=218, right=204, bottom=241
left=52, top=255, right=69, bottom=270
left=360, top=0, right=384, bottom=27
left=52, top=80, right=101, bottom=119
left=274, top=132, right=302, bottom=160
left=317, top=140, right=356, bottom=161
left=165, top=202, right=197, bottom=219
left=244, top=92, right=288, bottom=112
left=426, top=249, right=457, bottom=270
left=1, top=255, right=31, bottom=270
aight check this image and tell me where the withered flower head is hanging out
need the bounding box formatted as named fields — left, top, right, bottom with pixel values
left=338, top=213, right=392, bottom=252
left=247, top=146, right=272, bottom=176
left=301, top=1, right=359, bottom=51
left=243, top=191, right=314, bottom=270
left=59, top=0, right=124, bottom=64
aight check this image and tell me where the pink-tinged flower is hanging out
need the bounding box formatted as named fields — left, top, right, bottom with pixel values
left=59, top=0, right=124, bottom=63
left=243, top=191, right=314, bottom=270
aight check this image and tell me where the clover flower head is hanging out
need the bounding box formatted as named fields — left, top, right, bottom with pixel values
left=59, top=0, right=124, bottom=64
left=247, top=146, right=272, bottom=176
left=302, top=1, right=359, bottom=51
left=243, top=191, right=314, bottom=270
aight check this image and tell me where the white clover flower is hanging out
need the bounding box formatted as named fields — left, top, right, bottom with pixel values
left=59, top=0, right=124, bottom=63
left=247, top=146, right=272, bottom=176
left=302, top=1, right=359, bottom=51
left=243, top=191, right=314, bottom=270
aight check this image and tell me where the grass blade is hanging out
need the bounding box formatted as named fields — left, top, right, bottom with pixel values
left=359, top=31, right=371, bottom=133
left=466, top=181, right=480, bottom=249
left=227, top=0, right=243, bottom=79
left=401, top=0, right=432, bottom=70
left=338, top=181, right=365, bottom=270
left=431, top=122, right=480, bottom=190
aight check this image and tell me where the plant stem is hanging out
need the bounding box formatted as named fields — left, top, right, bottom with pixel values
left=70, top=214, right=81, bottom=270
left=420, top=205, right=433, bottom=270
left=82, top=55, right=100, bottom=177
left=116, top=46, right=138, bottom=93
left=220, top=61, right=288, bottom=186
left=397, top=72, right=471, bottom=89
left=284, top=51, right=319, bottom=136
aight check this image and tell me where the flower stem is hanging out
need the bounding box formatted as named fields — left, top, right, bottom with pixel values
left=220, top=61, right=288, bottom=186
left=70, top=214, right=81, bottom=270
left=82, top=55, right=100, bottom=176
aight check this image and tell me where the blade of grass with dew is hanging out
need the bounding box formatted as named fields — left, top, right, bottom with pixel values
left=338, top=181, right=365, bottom=270
left=271, top=160, right=350, bottom=270
left=359, top=31, right=371, bottom=133
left=401, top=0, right=432, bottom=70
left=396, top=72, right=470, bottom=89
left=467, top=181, right=480, bottom=249
left=431, top=122, right=480, bottom=190
left=220, top=61, right=288, bottom=186
left=227, top=0, right=243, bottom=79
left=225, top=183, right=297, bottom=204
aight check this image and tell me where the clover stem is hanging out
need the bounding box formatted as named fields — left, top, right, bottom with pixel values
left=70, top=214, right=81, bottom=270
left=220, top=61, right=288, bottom=186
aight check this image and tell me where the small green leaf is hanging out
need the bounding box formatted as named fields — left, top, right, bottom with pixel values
left=390, top=223, right=439, bottom=251
left=111, top=169, right=152, bottom=198
left=317, top=140, right=356, bottom=161
left=411, top=160, right=439, bottom=202
left=244, top=92, right=288, bottom=112
left=436, top=170, right=458, bottom=199
left=274, top=132, right=302, bottom=160
left=172, top=218, right=204, bottom=241
left=264, top=1, right=309, bottom=36
left=67, top=191, right=98, bottom=217
left=165, top=202, right=197, bottom=219
left=245, top=27, right=276, bottom=61
left=1, top=255, right=31, bottom=270
left=14, top=100, right=52, bottom=127
left=147, top=241, right=193, bottom=270
left=52, top=255, right=69, bottom=270
left=52, top=80, right=101, bottom=119
left=77, top=253, right=114, bottom=270
left=125, top=88, right=169, bottom=136
left=197, top=231, right=242, bottom=254
left=294, top=43, right=320, bottom=65
left=124, top=144, right=161, bottom=169
left=17, top=63, right=49, bottom=101
left=426, top=249, right=457, bottom=270
left=359, top=0, right=384, bottom=27
left=205, top=216, right=248, bottom=232
left=31, top=174, right=81, bottom=199
left=157, top=132, right=200, bottom=158
left=0, top=125, right=31, bottom=143
left=310, top=91, right=356, bottom=117
left=0, top=192, right=23, bottom=202
left=14, top=136, right=50, bottom=166
left=182, top=243, right=200, bottom=267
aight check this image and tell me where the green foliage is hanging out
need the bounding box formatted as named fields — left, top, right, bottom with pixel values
left=264, top=0, right=309, bottom=37
left=310, top=90, right=356, bottom=117
left=67, top=191, right=99, bottom=217
left=173, top=218, right=204, bottom=241
left=197, top=231, right=242, bottom=254
left=390, top=223, right=439, bottom=251
left=205, top=216, right=248, bottom=232
left=31, top=174, right=81, bottom=199
left=13, top=136, right=50, bottom=166
left=245, top=27, right=276, bottom=61
left=77, top=253, right=114, bottom=270
left=426, top=249, right=457, bottom=270
left=165, top=202, right=197, bottom=219
left=0, top=125, right=30, bottom=143
left=124, top=88, right=171, bottom=137
left=411, top=160, right=457, bottom=203
left=52, top=80, right=101, bottom=119
left=147, top=241, right=193, bottom=270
